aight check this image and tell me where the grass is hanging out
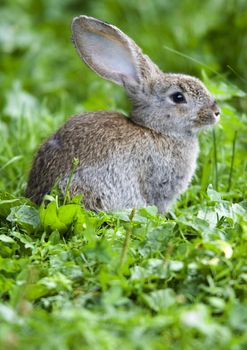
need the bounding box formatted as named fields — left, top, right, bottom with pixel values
left=0, top=186, right=247, bottom=349
left=0, top=74, right=246, bottom=350
left=0, top=1, right=247, bottom=349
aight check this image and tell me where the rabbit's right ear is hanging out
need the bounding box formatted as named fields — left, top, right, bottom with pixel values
left=72, top=16, right=158, bottom=88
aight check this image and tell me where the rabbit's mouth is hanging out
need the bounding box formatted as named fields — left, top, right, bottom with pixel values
left=211, top=103, right=221, bottom=123
left=196, top=105, right=221, bottom=128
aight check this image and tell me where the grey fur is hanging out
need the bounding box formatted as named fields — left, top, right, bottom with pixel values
left=26, top=15, right=220, bottom=212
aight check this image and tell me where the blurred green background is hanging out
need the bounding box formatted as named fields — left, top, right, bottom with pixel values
left=1, top=0, right=246, bottom=106
left=0, top=0, right=246, bottom=195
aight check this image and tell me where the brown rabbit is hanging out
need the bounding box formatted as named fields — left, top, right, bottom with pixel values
left=26, top=15, right=220, bottom=213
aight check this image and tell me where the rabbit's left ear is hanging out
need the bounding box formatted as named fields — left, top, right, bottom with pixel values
left=72, top=16, right=158, bottom=88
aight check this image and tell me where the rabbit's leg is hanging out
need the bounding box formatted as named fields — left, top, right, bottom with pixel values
left=59, top=167, right=147, bottom=211
left=154, top=198, right=173, bottom=214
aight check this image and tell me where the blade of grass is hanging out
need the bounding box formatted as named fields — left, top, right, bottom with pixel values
left=227, top=131, right=237, bottom=192
left=0, top=155, right=23, bottom=172
left=200, top=148, right=213, bottom=192
left=63, top=158, right=79, bottom=205
left=119, top=208, right=136, bottom=271
left=212, top=129, right=218, bottom=191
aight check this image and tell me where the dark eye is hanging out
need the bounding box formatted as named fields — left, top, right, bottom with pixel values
left=170, top=92, right=186, bottom=104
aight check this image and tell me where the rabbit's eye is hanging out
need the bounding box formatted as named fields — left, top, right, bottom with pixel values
left=170, top=92, right=186, bottom=104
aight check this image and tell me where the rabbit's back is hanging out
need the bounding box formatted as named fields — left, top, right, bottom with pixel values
left=26, top=111, right=152, bottom=205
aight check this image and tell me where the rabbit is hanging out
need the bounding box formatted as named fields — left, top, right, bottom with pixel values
left=25, top=15, right=220, bottom=213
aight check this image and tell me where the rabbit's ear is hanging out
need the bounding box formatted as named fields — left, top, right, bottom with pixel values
left=72, top=16, right=157, bottom=87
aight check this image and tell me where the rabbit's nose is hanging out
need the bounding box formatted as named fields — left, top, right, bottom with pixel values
left=212, top=102, right=221, bottom=119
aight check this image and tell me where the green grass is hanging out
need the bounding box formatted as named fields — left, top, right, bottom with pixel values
left=0, top=1, right=247, bottom=349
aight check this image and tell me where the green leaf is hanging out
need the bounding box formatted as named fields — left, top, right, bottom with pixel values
left=7, top=205, right=40, bottom=233
left=0, top=234, right=15, bottom=243
left=0, top=192, right=27, bottom=218
left=40, top=202, right=85, bottom=234
left=207, top=184, right=222, bottom=201
left=143, top=289, right=176, bottom=312
left=40, top=202, right=67, bottom=233
left=58, top=204, right=83, bottom=227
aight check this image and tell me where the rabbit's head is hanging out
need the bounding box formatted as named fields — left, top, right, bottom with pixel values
left=72, top=16, right=220, bottom=136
